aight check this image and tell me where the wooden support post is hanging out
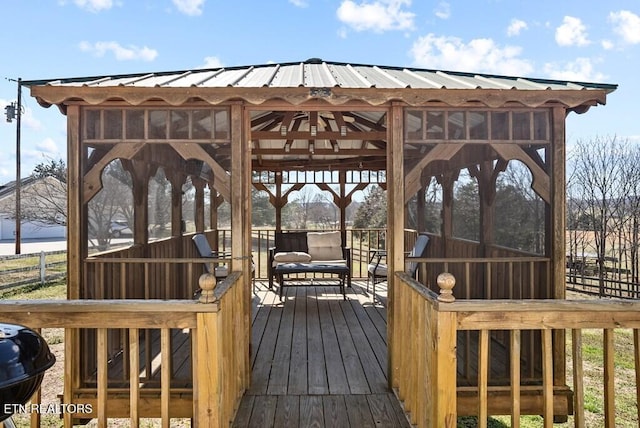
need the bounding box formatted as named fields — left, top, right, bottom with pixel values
left=388, top=103, right=404, bottom=389
left=275, top=172, right=283, bottom=233
left=65, top=105, right=82, bottom=428
left=122, top=160, right=152, bottom=247
left=437, top=171, right=458, bottom=258
left=193, top=177, right=206, bottom=233
left=195, top=312, right=221, bottom=427
left=434, top=310, right=457, bottom=426
left=551, top=106, right=568, bottom=400
left=233, top=103, right=252, bottom=389
left=167, top=171, right=185, bottom=237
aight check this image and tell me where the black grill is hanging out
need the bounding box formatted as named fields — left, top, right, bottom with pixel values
left=0, top=323, right=56, bottom=422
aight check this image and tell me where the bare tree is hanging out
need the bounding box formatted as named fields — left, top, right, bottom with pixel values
left=286, top=186, right=316, bottom=229
left=19, top=176, right=67, bottom=226
left=568, top=136, right=628, bottom=296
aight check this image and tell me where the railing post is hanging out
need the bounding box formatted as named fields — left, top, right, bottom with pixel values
left=435, top=273, right=457, bottom=427
left=195, top=273, right=221, bottom=426
left=195, top=311, right=221, bottom=427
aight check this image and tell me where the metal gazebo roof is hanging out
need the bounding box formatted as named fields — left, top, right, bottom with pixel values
left=23, top=58, right=617, bottom=111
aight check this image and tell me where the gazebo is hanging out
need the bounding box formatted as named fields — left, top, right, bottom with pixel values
left=8, top=58, right=625, bottom=427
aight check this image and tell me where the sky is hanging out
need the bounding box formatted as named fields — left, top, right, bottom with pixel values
left=1, top=0, right=639, bottom=184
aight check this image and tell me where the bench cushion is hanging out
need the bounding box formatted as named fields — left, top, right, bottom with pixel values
left=273, top=251, right=313, bottom=263
left=307, top=231, right=343, bottom=261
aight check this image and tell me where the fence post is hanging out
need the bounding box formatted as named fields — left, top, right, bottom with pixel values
left=40, top=251, right=46, bottom=284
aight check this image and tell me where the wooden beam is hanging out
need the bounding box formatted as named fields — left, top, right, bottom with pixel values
left=169, top=142, right=230, bottom=200
left=251, top=130, right=386, bottom=140
left=405, top=143, right=464, bottom=203
left=82, top=142, right=146, bottom=203
left=490, top=143, right=551, bottom=203
left=32, top=86, right=609, bottom=110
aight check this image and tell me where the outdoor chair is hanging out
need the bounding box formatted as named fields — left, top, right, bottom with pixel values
left=192, top=234, right=256, bottom=290
left=367, top=233, right=430, bottom=299
left=192, top=233, right=229, bottom=279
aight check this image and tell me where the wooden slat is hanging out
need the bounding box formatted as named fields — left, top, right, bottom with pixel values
left=344, top=394, right=376, bottom=428
left=478, top=329, right=489, bottom=428
left=161, top=328, right=171, bottom=428
left=249, top=290, right=283, bottom=394
left=273, top=395, right=300, bottom=428
left=288, top=287, right=309, bottom=395
left=129, top=328, right=140, bottom=428
left=300, top=395, right=324, bottom=427
left=248, top=395, right=277, bottom=427
left=572, top=329, right=585, bottom=428
left=231, top=394, right=254, bottom=428
left=266, top=287, right=295, bottom=395
left=510, top=330, right=521, bottom=428
left=542, top=329, right=553, bottom=428
left=97, top=328, right=108, bottom=428
left=329, top=292, right=370, bottom=394
left=317, top=289, right=350, bottom=394
left=340, top=297, right=387, bottom=393
left=323, top=395, right=349, bottom=427
left=307, top=288, right=328, bottom=395
left=603, top=328, right=615, bottom=428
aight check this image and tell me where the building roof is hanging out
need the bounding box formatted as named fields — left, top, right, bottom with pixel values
left=23, top=58, right=617, bottom=111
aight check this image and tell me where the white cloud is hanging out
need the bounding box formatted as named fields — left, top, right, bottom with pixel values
left=555, top=16, right=590, bottom=47
left=336, top=0, right=415, bottom=33
left=35, top=138, right=60, bottom=156
left=172, top=0, right=205, bottom=16
left=289, top=0, right=309, bottom=7
left=21, top=107, right=42, bottom=132
left=507, top=19, right=527, bottom=37
left=79, top=41, right=158, bottom=61
left=609, top=10, right=640, bottom=44
left=543, top=57, right=607, bottom=82
left=410, top=34, right=534, bottom=76
left=434, top=2, right=450, bottom=20
left=72, top=0, right=114, bottom=12
left=601, top=39, right=614, bottom=50
left=200, top=56, right=224, bottom=68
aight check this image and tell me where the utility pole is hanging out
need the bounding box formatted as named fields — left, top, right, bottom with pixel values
left=5, top=78, right=22, bottom=254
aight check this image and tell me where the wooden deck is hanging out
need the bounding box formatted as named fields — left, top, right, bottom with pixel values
left=232, top=280, right=411, bottom=427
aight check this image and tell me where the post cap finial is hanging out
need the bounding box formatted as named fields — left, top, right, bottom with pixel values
left=436, top=272, right=456, bottom=303
left=198, top=272, right=217, bottom=303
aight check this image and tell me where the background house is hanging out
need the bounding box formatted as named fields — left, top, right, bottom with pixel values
left=0, top=176, right=66, bottom=240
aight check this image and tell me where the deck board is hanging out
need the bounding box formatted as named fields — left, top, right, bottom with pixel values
left=233, top=280, right=411, bottom=428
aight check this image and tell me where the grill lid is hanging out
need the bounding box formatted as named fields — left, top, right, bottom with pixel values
left=0, top=323, right=56, bottom=390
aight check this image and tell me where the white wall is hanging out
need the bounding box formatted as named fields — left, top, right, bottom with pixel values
left=0, top=217, right=66, bottom=240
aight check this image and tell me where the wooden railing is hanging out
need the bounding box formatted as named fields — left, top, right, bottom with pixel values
left=0, top=271, right=249, bottom=428
left=392, top=270, right=640, bottom=428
